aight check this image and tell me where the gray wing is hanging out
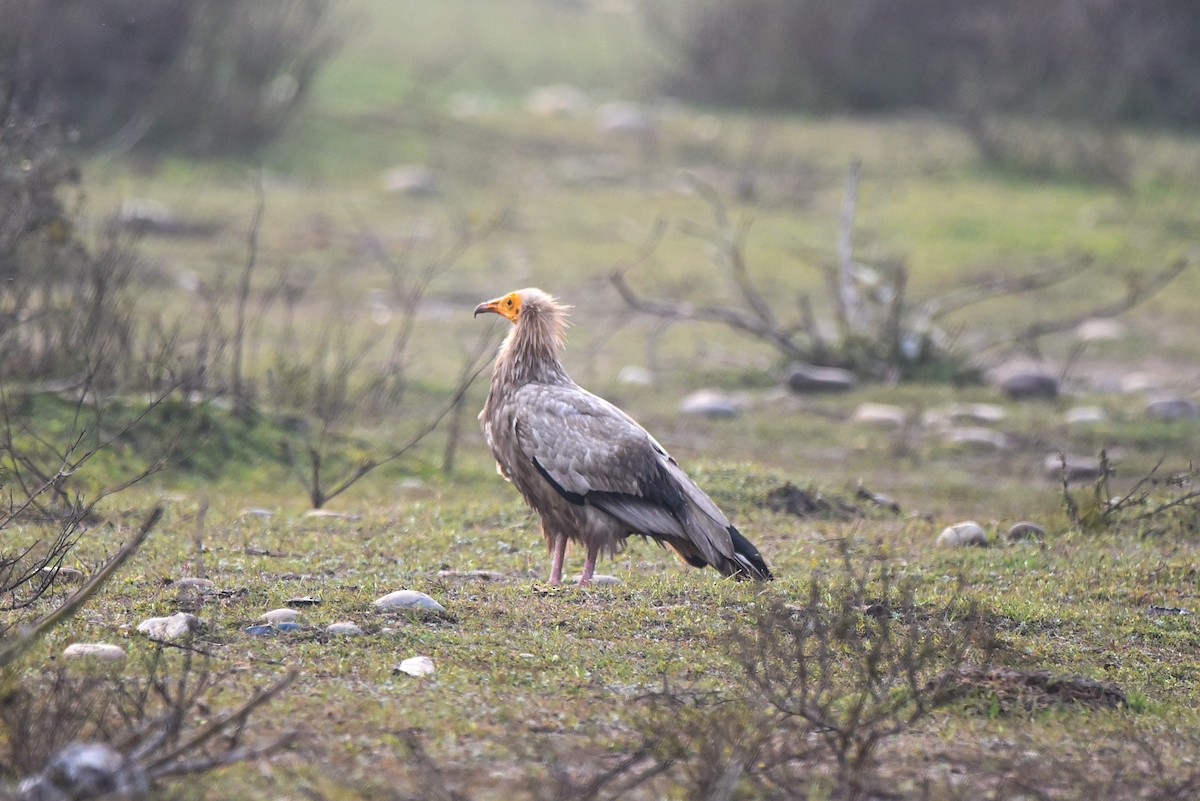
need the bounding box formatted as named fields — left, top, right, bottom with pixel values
left=511, top=383, right=736, bottom=566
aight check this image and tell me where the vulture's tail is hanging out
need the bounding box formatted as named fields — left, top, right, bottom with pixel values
left=724, top=525, right=773, bottom=580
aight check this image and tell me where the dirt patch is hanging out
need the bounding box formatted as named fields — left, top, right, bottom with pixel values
left=930, top=665, right=1128, bottom=714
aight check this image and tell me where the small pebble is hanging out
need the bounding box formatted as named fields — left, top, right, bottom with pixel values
left=260, top=608, right=300, bottom=624
left=286, top=596, right=322, bottom=606
left=436, top=569, right=505, bottom=581
left=303, top=509, right=362, bottom=520
left=326, top=621, right=365, bottom=636
left=575, top=574, right=621, bottom=586
left=1066, top=406, right=1109, bottom=425
left=137, top=612, right=201, bottom=641
left=375, top=590, right=446, bottom=614
left=944, top=427, right=1012, bottom=450
left=62, top=643, right=126, bottom=664
left=1006, top=521, right=1047, bottom=543
left=396, top=656, right=435, bottom=677
left=785, top=363, right=857, bottom=393
left=937, top=521, right=989, bottom=548
left=41, top=566, right=85, bottom=583
left=169, top=577, right=214, bottom=591
left=851, top=403, right=907, bottom=428
left=1044, top=454, right=1104, bottom=483
left=679, top=389, right=739, bottom=418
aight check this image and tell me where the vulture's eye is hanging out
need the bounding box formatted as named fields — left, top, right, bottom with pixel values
left=506, top=298, right=514, bottom=307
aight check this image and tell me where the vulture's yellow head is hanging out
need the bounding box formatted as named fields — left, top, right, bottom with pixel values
left=474, top=288, right=568, bottom=325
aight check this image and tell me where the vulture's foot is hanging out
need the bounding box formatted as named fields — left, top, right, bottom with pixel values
left=579, top=547, right=598, bottom=586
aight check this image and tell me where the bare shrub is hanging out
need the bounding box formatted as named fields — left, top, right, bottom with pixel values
left=1060, top=451, right=1200, bottom=537
left=612, top=171, right=1190, bottom=381
left=0, top=0, right=342, bottom=155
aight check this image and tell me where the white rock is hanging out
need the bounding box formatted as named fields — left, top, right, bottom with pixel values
left=1066, top=406, right=1109, bottom=425
left=1075, top=318, right=1124, bottom=342
left=937, top=521, right=989, bottom=548
left=397, top=655, right=435, bottom=677
left=18, top=742, right=147, bottom=801
left=851, top=403, right=907, bottom=428
left=679, top=389, right=739, bottom=418
left=526, top=84, right=589, bottom=117
left=597, top=101, right=654, bottom=135
left=374, top=590, right=446, bottom=614
left=326, top=621, right=365, bottom=636
left=574, top=574, right=621, bottom=586
left=1120, top=372, right=1160, bottom=394
left=260, top=608, right=300, bottom=624
left=62, top=643, right=127, bottom=664
left=618, top=365, right=654, bottom=386
left=945, top=427, right=1012, bottom=450
left=137, top=612, right=200, bottom=642
left=304, top=509, right=362, bottom=520
left=41, top=566, right=85, bottom=583
left=382, top=165, right=441, bottom=197
left=923, top=403, right=1006, bottom=428
left=785, top=363, right=857, bottom=393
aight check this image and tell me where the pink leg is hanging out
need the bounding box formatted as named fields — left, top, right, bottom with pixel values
left=579, top=546, right=598, bottom=586
left=549, top=533, right=567, bottom=585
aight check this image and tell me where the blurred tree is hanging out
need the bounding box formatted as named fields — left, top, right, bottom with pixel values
left=0, top=0, right=340, bottom=155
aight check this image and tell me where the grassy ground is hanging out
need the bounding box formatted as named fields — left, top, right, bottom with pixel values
left=8, top=0, right=1200, bottom=798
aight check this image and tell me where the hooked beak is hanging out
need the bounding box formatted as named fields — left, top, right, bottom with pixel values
left=474, top=300, right=499, bottom=318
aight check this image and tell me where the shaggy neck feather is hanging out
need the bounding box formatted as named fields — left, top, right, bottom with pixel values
left=495, top=304, right=571, bottom=388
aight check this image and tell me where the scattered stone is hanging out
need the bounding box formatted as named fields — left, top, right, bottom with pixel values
left=41, top=566, right=85, bottom=583
left=944, top=427, right=1012, bottom=451
left=1066, top=406, right=1109, bottom=425
left=992, top=363, right=1059, bottom=400
left=597, top=101, right=654, bottom=135
left=62, top=643, right=126, bottom=664
left=679, top=389, right=739, bottom=418
left=1145, top=395, right=1200, bottom=420
left=260, top=608, right=300, bottom=624
left=240, top=507, right=273, bottom=518
left=851, top=403, right=907, bottom=428
left=1120, top=372, right=1160, bottom=394
left=396, top=655, right=436, bottom=677
left=17, top=742, right=148, bottom=801
left=286, top=596, right=322, bottom=606
left=1006, top=521, right=1046, bottom=543
left=374, top=590, right=446, bottom=614
left=169, top=577, right=215, bottom=592
left=436, top=569, right=505, bottom=581
left=137, top=612, right=200, bottom=642
left=1043, top=453, right=1104, bottom=483
left=115, top=198, right=216, bottom=238
left=617, top=365, right=654, bottom=386
left=526, top=84, right=589, bottom=117
left=303, top=509, right=362, bottom=521
left=923, top=403, right=1007, bottom=428
left=381, top=165, right=441, bottom=197
left=326, top=621, right=365, bottom=636
left=785, top=363, right=857, bottom=393
left=1075, top=318, right=1125, bottom=342
left=575, top=574, right=621, bottom=586
left=937, top=521, right=989, bottom=548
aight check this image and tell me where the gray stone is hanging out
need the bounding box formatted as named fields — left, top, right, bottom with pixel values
left=61, top=643, right=126, bottom=664
left=169, top=577, right=215, bottom=592
left=617, top=365, right=654, bottom=386
left=260, top=608, right=300, bottom=624
left=1006, top=521, right=1047, bottom=543
left=992, top=364, right=1059, bottom=400
left=396, top=655, right=436, bottom=677
left=326, top=621, right=365, bottom=636
left=381, top=165, right=441, bottom=197
left=41, top=566, right=85, bottom=583
left=1043, top=453, right=1104, bottom=483
left=679, top=389, right=739, bottom=418
left=374, top=590, right=446, bottom=614
left=137, top=612, right=200, bottom=642
left=945, top=427, right=1012, bottom=450
left=573, top=574, right=621, bottom=586
left=1075, top=318, right=1125, bottom=342
left=285, top=596, right=321, bottom=606
left=1066, top=406, right=1109, bottom=425
left=937, top=521, right=989, bottom=548
left=922, top=403, right=1007, bottom=429
left=597, top=101, right=654, bottom=135
left=1145, top=396, right=1200, bottom=420
left=786, top=363, right=857, bottom=393
left=851, top=403, right=907, bottom=428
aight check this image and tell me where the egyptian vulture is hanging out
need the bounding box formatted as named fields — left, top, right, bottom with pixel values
left=475, top=287, right=772, bottom=585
